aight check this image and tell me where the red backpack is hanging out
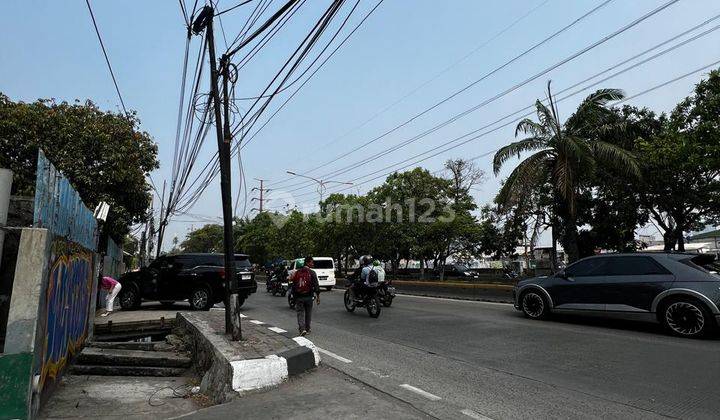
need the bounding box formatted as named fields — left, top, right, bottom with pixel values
left=293, top=267, right=313, bottom=295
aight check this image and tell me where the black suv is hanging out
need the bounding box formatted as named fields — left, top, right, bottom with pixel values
left=513, top=252, right=720, bottom=338
left=118, top=253, right=257, bottom=311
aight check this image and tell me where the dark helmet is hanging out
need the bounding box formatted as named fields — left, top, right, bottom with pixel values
left=360, top=255, right=373, bottom=266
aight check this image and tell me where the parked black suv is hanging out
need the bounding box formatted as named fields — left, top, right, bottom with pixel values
left=513, top=252, right=720, bottom=338
left=118, top=253, right=257, bottom=311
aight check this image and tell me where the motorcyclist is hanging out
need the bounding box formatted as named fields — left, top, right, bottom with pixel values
left=372, top=260, right=385, bottom=283
left=349, top=255, right=373, bottom=300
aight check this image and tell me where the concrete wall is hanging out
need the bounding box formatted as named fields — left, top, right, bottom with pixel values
left=0, top=228, right=98, bottom=420
left=0, top=228, right=51, bottom=419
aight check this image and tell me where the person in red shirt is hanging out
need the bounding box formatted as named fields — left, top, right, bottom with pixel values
left=100, top=276, right=122, bottom=316
left=289, top=256, right=320, bottom=336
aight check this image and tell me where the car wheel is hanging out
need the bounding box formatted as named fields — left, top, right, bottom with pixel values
left=119, top=286, right=140, bottom=310
left=325, top=286, right=333, bottom=291
left=189, top=285, right=213, bottom=311
left=661, top=297, right=713, bottom=338
left=520, top=290, right=549, bottom=320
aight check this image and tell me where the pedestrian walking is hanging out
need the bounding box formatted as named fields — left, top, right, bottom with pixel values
left=289, top=256, right=320, bottom=336
left=100, top=276, right=122, bottom=316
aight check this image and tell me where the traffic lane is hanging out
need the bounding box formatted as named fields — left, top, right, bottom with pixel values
left=241, top=289, right=720, bottom=419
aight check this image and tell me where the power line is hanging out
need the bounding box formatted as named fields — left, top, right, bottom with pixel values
left=277, top=0, right=682, bottom=193
left=307, top=0, right=551, bottom=166
left=215, top=0, right=254, bottom=16
left=279, top=54, right=720, bottom=208
left=267, top=0, right=616, bottom=187
left=84, top=0, right=129, bottom=116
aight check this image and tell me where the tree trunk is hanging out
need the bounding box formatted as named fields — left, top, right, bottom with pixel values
left=550, top=222, right=558, bottom=272
left=676, top=229, right=685, bottom=252
left=563, top=215, right=580, bottom=263
left=420, top=258, right=425, bottom=280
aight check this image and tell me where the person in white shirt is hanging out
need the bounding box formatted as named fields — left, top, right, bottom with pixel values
left=372, top=260, right=385, bottom=283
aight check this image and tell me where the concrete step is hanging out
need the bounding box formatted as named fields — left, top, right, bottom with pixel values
left=76, top=347, right=191, bottom=368
left=87, top=341, right=175, bottom=352
left=70, top=364, right=187, bottom=377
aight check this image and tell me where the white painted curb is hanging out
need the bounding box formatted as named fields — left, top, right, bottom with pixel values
left=293, top=336, right=321, bottom=366
left=231, top=355, right=288, bottom=392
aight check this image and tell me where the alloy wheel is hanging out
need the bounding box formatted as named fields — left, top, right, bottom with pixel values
left=522, top=292, right=545, bottom=318
left=121, top=290, right=135, bottom=307
left=192, top=289, right=209, bottom=310
left=665, top=301, right=705, bottom=336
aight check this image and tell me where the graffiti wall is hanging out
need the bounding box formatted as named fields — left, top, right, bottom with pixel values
left=38, top=238, right=95, bottom=389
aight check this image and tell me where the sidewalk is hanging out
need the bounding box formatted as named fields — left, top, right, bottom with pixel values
left=178, top=365, right=431, bottom=420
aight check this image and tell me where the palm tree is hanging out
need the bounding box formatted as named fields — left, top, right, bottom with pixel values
left=493, top=82, right=639, bottom=263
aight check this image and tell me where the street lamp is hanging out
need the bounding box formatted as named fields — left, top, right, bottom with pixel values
left=285, top=171, right=353, bottom=205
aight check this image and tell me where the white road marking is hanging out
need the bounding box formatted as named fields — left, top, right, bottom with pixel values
left=249, top=320, right=265, bottom=325
left=460, top=409, right=494, bottom=420
left=398, top=294, right=512, bottom=306
left=267, top=326, right=287, bottom=333
left=316, top=347, right=352, bottom=363
left=239, top=314, right=248, bottom=318
left=399, top=384, right=442, bottom=401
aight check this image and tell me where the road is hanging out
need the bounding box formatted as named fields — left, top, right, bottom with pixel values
left=228, top=284, right=720, bottom=420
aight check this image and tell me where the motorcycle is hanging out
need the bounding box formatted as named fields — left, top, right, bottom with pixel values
left=344, top=282, right=381, bottom=318
left=268, top=275, right=287, bottom=296
left=376, top=281, right=396, bottom=307
left=287, top=285, right=296, bottom=309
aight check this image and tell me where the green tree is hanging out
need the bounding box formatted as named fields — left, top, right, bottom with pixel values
left=0, top=94, right=159, bottom=240
left=180, top=224, right=223, bottom=253
left=493, top=83, right=639, bottom=262
left=636, top=71, right=720, bottom=250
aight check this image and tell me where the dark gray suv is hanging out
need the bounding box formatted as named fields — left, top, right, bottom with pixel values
left=513, top=253, right=720, bottom=338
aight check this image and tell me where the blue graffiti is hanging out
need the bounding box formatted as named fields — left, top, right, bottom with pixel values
left=40, top=244, right=93, bottom=386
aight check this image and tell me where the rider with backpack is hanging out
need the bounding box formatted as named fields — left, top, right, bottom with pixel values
left=289, top=256, right=320, bottom=336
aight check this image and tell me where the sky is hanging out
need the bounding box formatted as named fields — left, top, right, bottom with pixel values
left=2, top=0, right=720, bottom=250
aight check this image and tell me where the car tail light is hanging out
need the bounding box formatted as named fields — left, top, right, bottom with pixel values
left=219, top=269, right=225, bottom=279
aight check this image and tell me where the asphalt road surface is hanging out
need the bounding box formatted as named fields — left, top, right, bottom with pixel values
left=217, top=286, right=720, bottom=419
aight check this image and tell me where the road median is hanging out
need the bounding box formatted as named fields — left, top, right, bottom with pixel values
left=389, top=279, right=514, bottom=303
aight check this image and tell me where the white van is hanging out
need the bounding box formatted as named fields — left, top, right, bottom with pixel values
left=289, top=257, right=336, bottom=291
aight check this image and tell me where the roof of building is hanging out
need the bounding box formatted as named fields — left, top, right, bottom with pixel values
left=688, top=229, right=720, bottom=240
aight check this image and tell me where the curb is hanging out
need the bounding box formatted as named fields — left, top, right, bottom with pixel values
left=176, top=312, right=320, bottom=402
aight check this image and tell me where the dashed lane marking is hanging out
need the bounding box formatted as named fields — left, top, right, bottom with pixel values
left=249, top=320, right=265, bottom=325
left=460, top=409, right=494, bottom=420
left=267, top=326, right=287, bottom=333
left=317, top=347, right=352, bottom=363
left=399, top=384, right=442, bottom=401
left=239, top=314, right=248, bottom=318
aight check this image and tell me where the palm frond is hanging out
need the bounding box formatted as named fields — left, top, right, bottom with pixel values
left=580, top=88, right=625, bottom=110
left=515, top=118, right=547, bottom=137
left=591, top=140, right=641, bottom=179
left=496, top=150, right=553, bottom=206
left=493, top=137, right=547, bottom=175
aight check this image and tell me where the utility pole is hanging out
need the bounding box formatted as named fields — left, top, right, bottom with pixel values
left=156, top=180, right=166, bottom=258
left=251, top=178, right=270, bottom=212
left=193, top=6, right=241, bottom=340
left=285, top=170, right=353, bottom=206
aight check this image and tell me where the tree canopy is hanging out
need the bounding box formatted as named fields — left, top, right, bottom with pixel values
left=0, top=94, right=159, bottom=240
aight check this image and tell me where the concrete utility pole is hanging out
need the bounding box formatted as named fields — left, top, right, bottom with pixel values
left=0, top=169, right=13, bottom=271
left=193, top=6, right=241, bottom=340
left=251, top=178, right=270, bottom=212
